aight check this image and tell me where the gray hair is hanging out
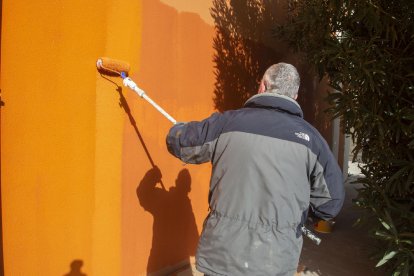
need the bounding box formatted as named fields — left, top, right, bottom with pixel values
left=262, top=63, right=300, bottom=98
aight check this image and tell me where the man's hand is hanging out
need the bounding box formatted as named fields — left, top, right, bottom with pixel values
left=144, top=166, right=162, bottom=184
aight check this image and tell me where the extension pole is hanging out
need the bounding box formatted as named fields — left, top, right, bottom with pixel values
left=122, top=73, right=177, bottom=125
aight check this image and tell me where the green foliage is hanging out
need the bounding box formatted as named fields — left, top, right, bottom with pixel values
left=275, top=0, right=414, bottom=274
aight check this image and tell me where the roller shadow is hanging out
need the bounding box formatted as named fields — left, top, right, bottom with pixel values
left=99, top=74, right=164, bottom=183
left=115, top=84, right=169, bottom=190
left=117, top=87, right=157, bottom=168
left=63, top=260, right=87, bottom=276
left=137, top=167, right=199, bottom=274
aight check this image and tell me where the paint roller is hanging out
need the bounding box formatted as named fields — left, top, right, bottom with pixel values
left=96, top=57, right=177, bottom=124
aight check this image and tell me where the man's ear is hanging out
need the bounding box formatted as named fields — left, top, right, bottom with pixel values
left=258, top=80, right=266, bottom=94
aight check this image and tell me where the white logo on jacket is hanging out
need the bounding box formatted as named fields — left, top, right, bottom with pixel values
left=295, top=132, right=310, bottom=142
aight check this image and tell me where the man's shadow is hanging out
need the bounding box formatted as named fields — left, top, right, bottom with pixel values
left=137, top=167, right=199, bottom=274
left=63, top=260, right=87, bottom=276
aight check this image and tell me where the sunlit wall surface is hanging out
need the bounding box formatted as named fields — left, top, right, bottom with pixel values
left=1, top=0, right=214, bottom=275
left=1, top=0, right=337, bottom=275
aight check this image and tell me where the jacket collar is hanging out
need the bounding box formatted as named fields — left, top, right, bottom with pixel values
left=244, top=92, right=303, bottom=118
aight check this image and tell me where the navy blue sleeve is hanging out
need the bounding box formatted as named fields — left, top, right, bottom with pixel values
left=166, top=112, right=228, bottom=164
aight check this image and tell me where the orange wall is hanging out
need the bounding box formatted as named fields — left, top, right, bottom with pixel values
left=1, top=0, right=214, bottom=275
left=120, top=0, right=214, bottom=275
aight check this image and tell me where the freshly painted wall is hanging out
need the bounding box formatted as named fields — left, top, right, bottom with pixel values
left=1, top=0, right=214, bottom=275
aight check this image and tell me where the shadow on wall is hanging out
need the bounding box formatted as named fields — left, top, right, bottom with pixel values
left=113, top=75, right=199, bottom=274
left=211, top=0, right=332, bottom=138
left=137, top=167, right=199, bottom=273
left=117, top=86, right=160, bottom=170
left=102, top=77, right=165, bottom=182
left=63, top=260, right=87, bottom=276
left=211, top=0, right=284, bottom=111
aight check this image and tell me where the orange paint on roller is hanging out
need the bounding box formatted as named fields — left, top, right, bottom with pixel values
left=96, top=57, right=131, bottom=77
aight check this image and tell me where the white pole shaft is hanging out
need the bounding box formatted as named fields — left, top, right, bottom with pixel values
left=142, top=94, right=177, bottom=124
left=123, top=77, right=177, bottom=124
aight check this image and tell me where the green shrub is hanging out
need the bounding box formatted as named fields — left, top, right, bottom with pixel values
left=275, top=0, right=414, bottom=274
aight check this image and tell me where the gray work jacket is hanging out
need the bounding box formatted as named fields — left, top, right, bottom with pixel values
left=166, top=93, right=345, bottom=276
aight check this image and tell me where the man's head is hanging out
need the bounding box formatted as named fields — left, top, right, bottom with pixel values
left=175, top=169, right=191, bottom=194
left=258, top=63, right=300, bottom=100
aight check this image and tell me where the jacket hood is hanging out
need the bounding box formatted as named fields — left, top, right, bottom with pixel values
left=244, top=93, right=303, bottom=118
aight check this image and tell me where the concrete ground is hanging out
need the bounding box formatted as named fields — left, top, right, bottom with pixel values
left=174, top=162, right=387, bottom=276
